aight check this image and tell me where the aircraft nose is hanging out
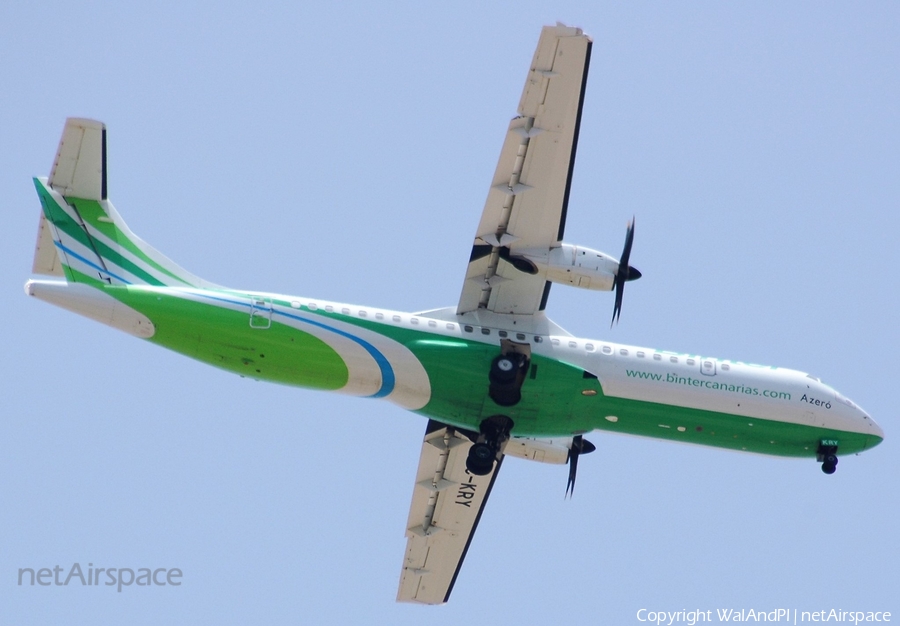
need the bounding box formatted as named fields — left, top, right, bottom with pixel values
left=866, top=414, right=885, bottom=441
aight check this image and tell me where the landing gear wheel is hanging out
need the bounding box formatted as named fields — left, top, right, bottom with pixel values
left=817, top=444, right=839, bottom=475
left=489, top=355, right=518, bottom=385
left=465, top=416, right=514, bottom=476
left=489, top=353, right=528, bottom=406
left=466, top=442, right=495, bottom=476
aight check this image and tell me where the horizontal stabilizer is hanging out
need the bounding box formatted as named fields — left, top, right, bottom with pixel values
left=25, top=279, right=155, bottom=338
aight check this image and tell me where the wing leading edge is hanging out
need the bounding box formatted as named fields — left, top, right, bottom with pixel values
left=458, top=24, right=592, bottom=316
left=396, top=420, right=503, bottom=605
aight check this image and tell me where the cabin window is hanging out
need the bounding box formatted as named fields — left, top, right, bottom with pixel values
left=602, top=346, right=612, bottom=354
left=446, top=323, right=455, bottom=330
left=498, top=330, right=508, bottom=338
left=341, top=308, right=349, bottom=315
left=375, top=312, right=384, bottom=320
left=428, top=320, right=436, bottom=328
left=392, top=314, right=401, bottom=322
left=569, top=341, right=578, bottom=349
left=358, top=310, right=367, bottom=317
left=585, top=343, right=594, bottom=352
left=721, top=363, right=730, bottom=371
left=306, top=302, right=316, bottom=311
left=481, top=328, right=491, bottom=335
left=670, top=356, right=678, bottom=363
left=411, top=318, right=419, bottom=325
left=551, top=338, right=560, bottom=346
left=687, top=358, right=695, bottom=366
left=637, top=351, right=645, bottom=358
left=464, top=325, right=473, bottom=332
left=534, top=336, right=543, bottom=343
left=619, top=349, right=628, bottom=356
left=653, top=354, right=661, bottom=361
left=517, top=333, right=526, bottom=340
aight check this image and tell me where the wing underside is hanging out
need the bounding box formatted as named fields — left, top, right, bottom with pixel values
left=396, top=420, right=503, bottom=605
left=398, top=24, right=592, bottom=605
left=458, top=25, right=592, bottom=316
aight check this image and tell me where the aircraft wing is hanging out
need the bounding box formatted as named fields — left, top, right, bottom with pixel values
left=396, top=420, right=503, bottom=604
left=457, top=24, right=592, bottom=316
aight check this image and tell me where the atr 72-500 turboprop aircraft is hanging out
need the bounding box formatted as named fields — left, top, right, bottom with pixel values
left=25, top=24, right=883, bottom=604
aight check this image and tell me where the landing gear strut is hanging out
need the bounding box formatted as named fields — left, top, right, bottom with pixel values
left=817, top=443, right=839, bottom=474
left=466, top=415, right=514, bottom=476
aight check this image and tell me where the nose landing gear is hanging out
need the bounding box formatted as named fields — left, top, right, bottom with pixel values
left=817, top=442, right=839, bottom=474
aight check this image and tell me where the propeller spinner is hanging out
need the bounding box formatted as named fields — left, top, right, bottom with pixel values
left=611, top=218, right=642, bottom=326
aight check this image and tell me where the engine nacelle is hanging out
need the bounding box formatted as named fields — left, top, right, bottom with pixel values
left=516, top=243, right=619, bottom=291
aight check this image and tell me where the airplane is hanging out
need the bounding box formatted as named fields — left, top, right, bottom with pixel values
left=24, top=24, right=884, bottom=605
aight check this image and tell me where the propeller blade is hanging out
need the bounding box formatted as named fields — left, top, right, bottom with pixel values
left=620, top=218, right=635, bottom=268
left=565, top=435, right=596, bottom=498
left=610, top=218, right=638, bottom=327
left=565, top=450, right=579, bottom=498
left=611, top=276, right=625, bottom=326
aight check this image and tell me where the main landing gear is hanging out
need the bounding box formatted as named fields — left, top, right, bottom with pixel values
left=468, top=342, right=528, bottom=475
left=488, top=353, right=529, bottom=407
left=466, top=415, right=514, bottom=476
left=817, top=443, right=839, bottom=474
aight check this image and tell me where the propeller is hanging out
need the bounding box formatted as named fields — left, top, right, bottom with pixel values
left=611, top=217, right=642, bottom=326
left=565, top=435, right=596, bottom=498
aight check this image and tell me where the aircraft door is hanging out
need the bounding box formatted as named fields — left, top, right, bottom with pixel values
left=249, top=296, right=272, bottom=329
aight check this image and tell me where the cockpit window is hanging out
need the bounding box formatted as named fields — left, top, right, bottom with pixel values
left=835, top=391, right=857, bottom=409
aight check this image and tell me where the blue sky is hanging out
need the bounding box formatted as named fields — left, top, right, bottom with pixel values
left=2, top=2, right=898, bottom=624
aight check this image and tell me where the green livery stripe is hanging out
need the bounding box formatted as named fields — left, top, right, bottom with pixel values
left=35, top=181, right=94, bottom=254
left=35, top=181, right=137, bottom=281
left=34, top=179, right=192, bottom=287
left=572, top=392, right=876, bottom=457
left=67, top=197, right=192, bottom=286
left=111, top=287, right=349, bottom=390
left=38, top=187, right=163, bottom=286
left=68, top=267, right=113, bottom=288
